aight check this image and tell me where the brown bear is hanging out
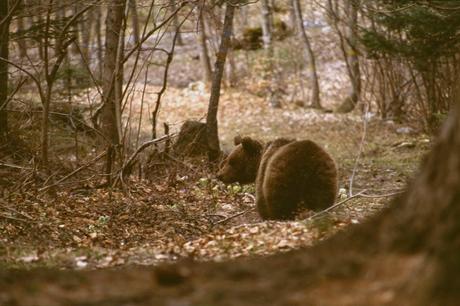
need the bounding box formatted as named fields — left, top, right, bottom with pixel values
left=217, top=136, right=338, bottom=220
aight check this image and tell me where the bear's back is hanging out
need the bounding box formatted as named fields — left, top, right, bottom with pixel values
left=261, top=139, right=338, bottom=216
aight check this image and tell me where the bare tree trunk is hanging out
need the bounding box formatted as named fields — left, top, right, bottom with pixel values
left=0, top=0, right=9, bottom=141
left=239, top=5, right=249, bottom=29
left=261, top=0, right=281, bottom=107
left=80, top=6, right=93, bottom=64
left=288, top=0, right=297, bottom=32
left=198, top=12, right=212, bottom=83
left=16, top=12, right=28, bottom=60
left=54, top=2, right=65, bottom=55
left=260, top=0, right=273, bottom=50
left=347, top=0, right=361, bottom=103
left=35, top=2, right=44, bottom=60
left=40, top=0, right=54, bottom=170
left=95, top=4, right=104, bottom=81
left=328, top=0, right=361, bottom=113
left=70, top=3, right=81, bottom=56
left=100, top=0, right=126, bottom=180
left=292, top=0, right=321, bottom=108
left=169, top=0, right=183, bottom=45
left=206, top=2, right=235, bottom=162
left=129, top=0, right=140, bottom=45
left=226, top=43, right=237, bottom=87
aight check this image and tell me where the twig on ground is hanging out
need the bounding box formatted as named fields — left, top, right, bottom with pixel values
left=0, top=162, right=32, bottom=170
left=0, top=213, right=29, bottom=223
left=120, top=134, right=175, bottom=177
left=0, top=200, right=34, bottom=220
left=307, top=189, right=368, bottom=221
left=205, top=214, right=227, bottom=221
left=164, top=153, right=200, bottom=174
left=359, top=190, right=405, bottom=198
left=214, top=208, right=256, bottom=225
left=39, top=151, right=107, bottom=192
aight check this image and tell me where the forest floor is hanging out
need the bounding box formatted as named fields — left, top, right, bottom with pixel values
left=0, top=82, right=432, bottom=305
left=0, top=25, right=434, bottom=304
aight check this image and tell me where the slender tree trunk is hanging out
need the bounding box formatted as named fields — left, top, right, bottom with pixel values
left=129, top=0, right=140, bottom=45
left=100, top=0, right=126, bottom=179
left=206, top=3, right=235, bottom=162
left=292, top=0, right=321, bottom=108
left=54, top=2, right=65, bottom=55
left=288, top=0, right=297, bottom=32
left=239, top=5, right=248, bottom=29
left=226, top=42, right=237, bottom=87
left=0, top=0, right=9, bottom=141
left=348, top=0, right=361, bottom=103
left=94, top=4, right=104, bottom=81
left=260, top=0, right=273, bottom=50
left=35, top=2, right=44, bottom=60
left=261, top=0, right=281, bottom=107
left=169, top=0, right=183, bottom=45
left=40, top=0, right=55, bottom=170
left=198, top=12, right=212, bottom=83
left=16, top=12, right=28, bottom=59
left=336, top=0, right=361, bottom=113
left=71, top=3, right=81, bottom=56
left=80, top=7, right=93, bottom=64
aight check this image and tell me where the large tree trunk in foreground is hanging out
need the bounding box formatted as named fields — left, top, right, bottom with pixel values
left=206, top=2, right=235, bottom=162
left=0, top=0, right=9, bottom=141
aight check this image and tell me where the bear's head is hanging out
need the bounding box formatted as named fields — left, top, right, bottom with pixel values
left=216, top=136, right=263, bottom=184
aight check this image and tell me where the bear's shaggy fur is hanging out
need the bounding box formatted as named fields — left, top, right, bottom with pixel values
left=217, top=136, right=338, bottom=220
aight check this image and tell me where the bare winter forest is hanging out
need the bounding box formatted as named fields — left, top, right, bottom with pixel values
left=1, top=0, right=460, bottom=305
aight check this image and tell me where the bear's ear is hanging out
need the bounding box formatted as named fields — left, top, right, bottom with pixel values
left=234, top=135, right=243, bottom=145
left=241, top=137, right=262, bottom=155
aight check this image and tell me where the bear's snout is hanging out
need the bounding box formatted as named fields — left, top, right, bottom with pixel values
left=216, top=168, right=234, bottom=184
left=216, top=168, right=226, bottom=182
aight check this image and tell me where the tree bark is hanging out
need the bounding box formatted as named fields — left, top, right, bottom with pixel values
left=330, top=0, right=361, bottom=113
left=198, top=12, right=212, bottom=84
left=260, top=0, right=273, bottom=50
left=70, top=3, right=81, bottom=56
left=226, top=42, right=237, bottom=87
left=16, top=10, right=28, bottom=60
left=292, top=0, right=321, bottom=108
left=34, top=4, right=44, bottom=61
left=0, top=0, right=9, bottom=141
left=374, top=87, right=460, bottom=303
left=288, top=0, right=297, bottom=32
left=100, top=0, right=126, bottom=179
left=169, top=0, right=183, bottom=45
left=79, top=5, right=93, bottom=64
left=260, top=0, right=281, bottom=108
left=129, top=0, right=140, bottom=45
left=206, top=2, right=235, bottom=162
left=94, top=4, right=104, bottom=81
